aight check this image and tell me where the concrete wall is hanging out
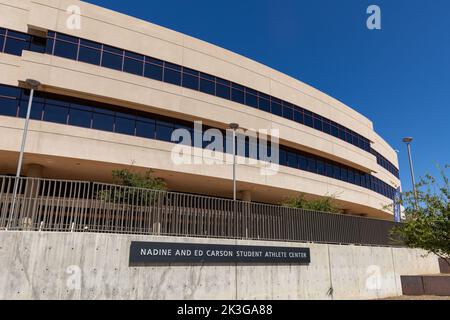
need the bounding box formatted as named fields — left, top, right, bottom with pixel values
left=0, top=232, right=440, bottom=300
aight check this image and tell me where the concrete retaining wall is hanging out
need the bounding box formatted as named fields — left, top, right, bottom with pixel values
left=0, top=232, right=440, bottom=300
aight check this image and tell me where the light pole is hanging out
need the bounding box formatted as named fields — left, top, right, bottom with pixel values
left=9, top=79, right=41, bottom=229
left=403, top=137, right=418, bottom=207
left=229, top=123, right=239, bottom=201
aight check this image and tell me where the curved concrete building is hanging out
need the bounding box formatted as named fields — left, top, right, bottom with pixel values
left=0, top=0, right=400, bottom=219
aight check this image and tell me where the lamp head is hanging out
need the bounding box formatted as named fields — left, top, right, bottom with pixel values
left=229, top=123, right=239, bottom=130
left=25, top=79, right=41, bottom=89
left=403, top=137, right=413, bottom=144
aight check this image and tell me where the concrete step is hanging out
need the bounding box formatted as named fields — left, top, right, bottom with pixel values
left=401, top=274, right=450, bottom=297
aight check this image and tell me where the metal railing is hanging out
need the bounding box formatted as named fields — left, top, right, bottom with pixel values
left=0, top=176, right=401, bottom=246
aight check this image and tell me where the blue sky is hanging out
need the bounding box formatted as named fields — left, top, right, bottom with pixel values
left=84, top=0, right=450, bottom=192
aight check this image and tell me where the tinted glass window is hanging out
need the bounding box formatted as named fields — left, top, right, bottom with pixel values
left=314, top=117, right=323, bottom=130
left=136, top=120, right=155, bottom=139
left=18, top=101, right=44, bottom=120
left=245, top=93, right=258, bottom=108
left=53, top=40, right=78, bottom=60
left=299, top=156, right=308, bottom=170
left=326, top=163, right=333, bottom=177
left=124, top=57, right=143, bottom=76
left=307, top=158, right=317, bottom=173
left=156, top=122, right=173, bottom=142
left=333, top=166, right=341, bottom=180
left=259, top=97, right=270, bottom=112
left=200, top=79, right=215, bottom=95
left=216, top=83, right=230, bottom=100
left=331, top=124, right=339, bottom=138
left=92, top=112, right=114, bottom=131
left=317, top=160, right=325, bottom=175
left=144, top=63, right=163, bottom=81
left=339, top=128, right=346, bottom=140
left=69, top=108, right=91, bottom=128
left=163, top=68, right=181, bottom=86
left=340, top=167, right=348, bottom=182
left=304, top=113, right=313, bottom=128
left=4, top=37, right=29, bottom=56
left=283, top=105, right=293, bottom=120
left=78, top=46, right=101, bottom=65
left=182, top=73, right=199, bottom=90
left=272, top=101, right=282, bottom=117
left=323, top=120, right=331, bottom=134
left=115, top=116, right=136, bottom=136
left=102, top=52, right=123, bottom=71
left=287, top=152, right=297, bottom=169
left=0, top=98, right=18, bottom=117
left=44, top=105, right=68, bottom=124
left=231, top=88, right=245, bottom=104
left=294, top=109, right=303, bottom=124
left=45, top=38, right=54, bottom=54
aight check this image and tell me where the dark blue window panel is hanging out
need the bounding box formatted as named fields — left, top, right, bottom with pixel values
left=103, top=45, right=122, bottom=55
left=102, top=51, right=123, bottom=71
left=92, top=112, right=114, bottom=132
left=231, top=88, right=245, bottom=104
left=115, top=117, right=136, bottom=136
left=287, top=152, right=298, bottom=169
left=200, top=72, right=215, bottom=81
left=200, top=79, right=215, bottom=95
left=136, top=120, right=155, bottom=139
left=56, top=33, right=77, bottom=43
left=314, top=117, right=323, bottom=131
left=272, top=101, right=282, bottom=117
left=333, top=166, right=341, bottom=180
left=279, top=149, right=287, bottom=166
left=326, top=163, right=333, bottom=177
left=216, top=83, right=230, bottom=100
left=155, top=122, right=174, bottom=142
left=0, top=98, right=18, bottom=117
left=348, top=170, right=354, bottom=184
left=0, top=28, right=5, bottom=35
left=182, top=73, right=199, bottom=90
left=323, top=120, right=331, bottom=134
left=80, top=39, right=101, bottom=49
left=304, top=113, right=313, bottom=128
left=29, top=36, right=46, bottom=53
left=53, top=40, right=78, bottom=60
left=183, top=67, right=199, bottom=76
left=0, top=85, right=20, bottom=98
left=144, top=63, right=163, bottom=81
left=165, top=62, right=181, bottom=71
left=294, top=109, right=303, bottom=124
left=69, top=108, right=91, bottom=128
left=340, top=167, right=348, bottom=182
left=78, top=46, right=101, bottom=65
left=0, top=35, right=5, bottom=50
left=45, top=38, right=54, bottom=54
left=317, top=160, right=325, bottom=175
left=245, top=93, right=258, bottom=108
left=345, top=131, right=353, bottom=144
left=355, top=172, right=361, bottom=186
left=259, top=97, right=270, bottom=112
left=43, top=105, right=68, bottom=124
left=163, top=68, right=181, bottom=86
left=4, top=37, right=29, bottom=56
left=18, top=101, right=44, bottom=120
left=125, top=51, right=144, bottom=61
left=124, top=57, right=143, bottom=76
left=283, top=105, right=293, bottom=120
left=330, top=124, right=338, bottom=138
left=307, top=158, right=317, bottom=173
left=299, top=156, right=308, bottom=170
left=146, top=56, right=163, bottom=66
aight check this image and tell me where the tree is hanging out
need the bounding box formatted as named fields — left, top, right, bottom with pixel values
left=112, top=169, right=167, bottom=191
left=281, top=194, right=342, bottom=214
left=98, top=169, right=167, bottom=205
left=393, top=165, right=450, bottom=266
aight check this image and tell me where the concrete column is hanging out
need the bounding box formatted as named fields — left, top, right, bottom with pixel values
left=240, top=190, right=252, bottom=202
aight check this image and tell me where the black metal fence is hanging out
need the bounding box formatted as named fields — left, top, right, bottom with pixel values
left=0, top=176, right=401, bottom=246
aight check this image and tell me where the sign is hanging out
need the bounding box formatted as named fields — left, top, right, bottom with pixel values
left=129, top=241, right=311, bottom=266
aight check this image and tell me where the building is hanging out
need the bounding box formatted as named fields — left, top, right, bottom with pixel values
left=0, top=0, right=400, bottom=219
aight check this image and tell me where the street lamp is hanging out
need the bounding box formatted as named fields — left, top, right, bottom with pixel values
left=403, top=137, right=419, bottom=207
left=9, top=79, right=42, bottom=229
left=229, top=123, right=239, bottom=201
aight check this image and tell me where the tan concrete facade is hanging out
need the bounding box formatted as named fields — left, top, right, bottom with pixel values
left=0, top=0, right=400, bottom=219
